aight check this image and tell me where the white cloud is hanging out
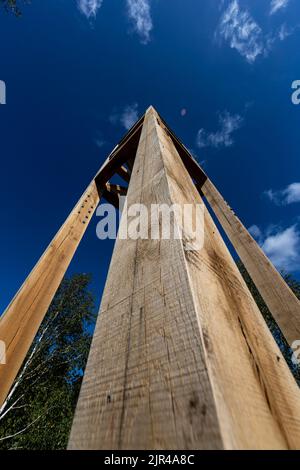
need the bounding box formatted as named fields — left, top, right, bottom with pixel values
left=264, top=183, right=300, bottom=205
left=121, top=103, right=139, bottom=129
left=250, top=223, right=300, bottom=272
left=278, top=23, right=291, bottom=40
left=216, top=0, right=267, bottom=63
left=95, top=139, right=105, bottom=148
left=196, top=111, right=243, bottom=149
left=270, top=0, right=290, bottom=15
left=262, top=226, right=300, bottom=272
left=248, top=224, right=263, bottom=242
left=77, top=0, right=103, bottom=18
left=277, top=22, right=299, bottom=41
left=126, top=0, right=153, bottom=44
left=110, top=103, right=139, bottom=130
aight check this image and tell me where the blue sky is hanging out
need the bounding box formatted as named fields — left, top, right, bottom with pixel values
left=0, top=0, right=299, bottom=313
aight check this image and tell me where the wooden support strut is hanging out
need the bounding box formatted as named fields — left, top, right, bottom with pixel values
left=116, top=166, right=131, bottom=183
left=0, top=181, right=101, bottom=410
left=126, top=158, right=135, bottom=173
left=199, top=178, right=300, bottom=347
left=0, top=114, right=143, bottom=410
left=68, top=106, right=300, bottom=450
left=103, top=183, right=128, bottom=209
left=106, top=183, right=128, bottom=196
left=158, top=114, right=300, bottom=348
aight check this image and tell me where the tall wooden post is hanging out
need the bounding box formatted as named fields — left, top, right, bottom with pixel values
left=0, top=181, right=100, bottom=410
left=0, top=116, right=143, bottom=412
left=200, top=178, right=300, bottom=346
left=156, top=115, right=300, bottom=348
left=68, top=107, right=300, bottom=450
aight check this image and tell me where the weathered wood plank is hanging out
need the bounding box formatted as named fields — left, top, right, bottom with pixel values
left=116, top=166, right=131, bottom=183
left=157, top=114, right=300, bottom=348
left=69, top=107, right=300, bottom=449
left=0, top=180, right=100, bottom=409
left=155, top=114, right=300, bottom=449
left=200, top=178, right=300, bottom=347
left=68, top=107, right=224, bottom=450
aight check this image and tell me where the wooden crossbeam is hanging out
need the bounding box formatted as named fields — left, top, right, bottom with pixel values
left=68, top=106, right=300, bottom=450
left=116, top=165, right=131, bottom=183
left=95, top=117, right=143, bottom=188
left=106, top=183, right=128, bottom=196
left=103, top=183, right=127, bottom=209
left=102, top=189, right=119, bottom=209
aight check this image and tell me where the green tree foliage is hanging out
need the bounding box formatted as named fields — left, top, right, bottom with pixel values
left=237, top=261, right=300, bottom=385
left=0, top=274, right=96, bottom=450
left=0, top=268, right=299, bottom=449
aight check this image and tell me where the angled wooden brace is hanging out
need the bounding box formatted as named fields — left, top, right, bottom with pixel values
left=116, top=166, right=131, bottom=183
left=157, top=114, right=300, bottom=347
left=0, top=115, right=144, bottom=410
left=0, top=180, right=101, bottom=410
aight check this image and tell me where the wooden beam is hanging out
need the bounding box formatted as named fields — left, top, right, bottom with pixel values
left=102, top=183, right=127, bottom=209
left=0, top=116, right=145, bottom=410
left=126, top=158, right=135, bottom=172
left=106, top=183, right=128, bottom=196
left=102, top=190, right=119, bottom=209
left=116, top=166, right=131, bottom=183
left=199, top=178, right=300, bottom=347
left=157, top=113, right=300, bottom=348
left=69, top=106, right=300, bottom=450
left=0, top=181, right=101, bottom=410
left=157, top=114, right=207, bottom=187
left=95, top=118, right=143, bottom=188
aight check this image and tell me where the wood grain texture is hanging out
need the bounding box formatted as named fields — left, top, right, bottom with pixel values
left=201, top=178, right=300, bottom=347
left=0, top=180, right=100, bottom=409
left=68, top=107, right=224, bottom=450
left=155, top=117, right=300, bottom=348
left=69, top=107, right=300, bottom=450
left=155, top=115, right=300, bottom=449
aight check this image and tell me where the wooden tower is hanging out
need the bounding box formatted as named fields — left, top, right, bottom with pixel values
left=1, top=106, right=300, bottom=449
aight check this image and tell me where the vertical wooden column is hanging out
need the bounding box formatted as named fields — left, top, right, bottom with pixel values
left=68, top=107, right=300, bottom=450
left=200, top=178, right=300, bottom=347
left=0, top=180, right=100, bottom=409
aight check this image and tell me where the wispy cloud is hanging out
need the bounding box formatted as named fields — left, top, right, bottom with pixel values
left=94, top=136, right=106, bottom=148
left=126, top=0, right=153, bottom=44
left=277, top=22, right=299, bottom=41
left=248, top=224, right=263, bottom=241
left=216, top=0, right=267, bottom=63
left=77, top=0, right=103, bottom=18
left=270, top=0, right=290, bottom=15
left=278, top=23, right=291, bottom=40
left=264, top=183, right=300, bottom=205
left=216, top=0, right=297, bottom=63
left=250, top=223, right=300, bottom=272
left=110, top=103, right=139, bottom=130
left=196, top=111, right=243, bottom=149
